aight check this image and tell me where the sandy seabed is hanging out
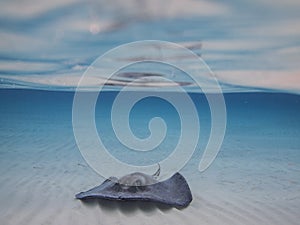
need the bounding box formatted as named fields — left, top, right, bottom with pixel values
left=0, top=133, right=299, bottom=225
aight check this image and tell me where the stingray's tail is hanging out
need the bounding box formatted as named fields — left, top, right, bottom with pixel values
left=153, top=163, right=160, bottom=178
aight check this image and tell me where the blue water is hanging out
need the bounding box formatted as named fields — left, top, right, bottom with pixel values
left=0, top=89, right=300, bottom=224
left=1, top=89, right=299, bottom=171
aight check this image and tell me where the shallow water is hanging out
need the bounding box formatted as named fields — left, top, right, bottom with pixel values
left=0, top=89, right=299, bottom=224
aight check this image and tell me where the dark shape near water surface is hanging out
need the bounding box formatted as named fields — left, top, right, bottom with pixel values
left=76, top=173, right=192, bottom=208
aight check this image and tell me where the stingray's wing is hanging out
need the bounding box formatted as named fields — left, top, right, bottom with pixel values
left=76, top=173, right=192, bottom=208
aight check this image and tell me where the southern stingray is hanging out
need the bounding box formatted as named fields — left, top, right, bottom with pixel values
left=76, top=165, right=192, bottom=208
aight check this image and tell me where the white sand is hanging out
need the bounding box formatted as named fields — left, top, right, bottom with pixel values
left=0, top=134, right=299, bottom=225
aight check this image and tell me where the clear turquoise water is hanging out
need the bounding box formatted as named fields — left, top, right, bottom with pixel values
left=1, top=89, right=299, bottom=177
left=0, top=87, right=299, bottom=225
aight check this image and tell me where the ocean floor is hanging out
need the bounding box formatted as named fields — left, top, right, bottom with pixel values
left=0, top=89, right=299, bottom=225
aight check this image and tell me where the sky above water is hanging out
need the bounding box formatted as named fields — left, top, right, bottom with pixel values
left=0, top=0, right=300, bottom=93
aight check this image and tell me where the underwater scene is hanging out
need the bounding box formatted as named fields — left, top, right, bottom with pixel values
left=0, top=0, right=300, bottom=224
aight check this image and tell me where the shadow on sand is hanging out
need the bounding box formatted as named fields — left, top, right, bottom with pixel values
left=80, top=198, right=175, bottom=214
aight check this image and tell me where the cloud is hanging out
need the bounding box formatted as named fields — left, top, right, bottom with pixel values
left=215, top=70, right=300, bottom=94
left=0, top=60, right=61, bottom=73
left=0, top=0, right=79, bottom=18
left=112, top=0, right=230, bottom=18
left=0, top=0, right=300, bottom=94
